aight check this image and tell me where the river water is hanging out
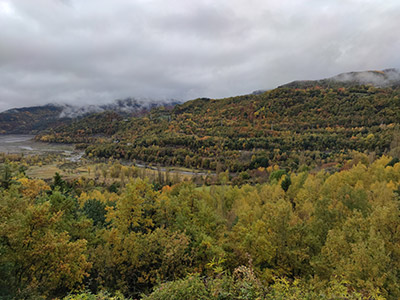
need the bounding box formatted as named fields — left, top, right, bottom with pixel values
left=0, top=135, right=82, bottom=161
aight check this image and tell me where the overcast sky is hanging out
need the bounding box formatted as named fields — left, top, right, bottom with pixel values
left=0, top=0, right=399, bottom=111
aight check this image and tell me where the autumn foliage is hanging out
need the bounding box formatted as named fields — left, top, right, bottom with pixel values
left=1, top=154, right=400, bottom=299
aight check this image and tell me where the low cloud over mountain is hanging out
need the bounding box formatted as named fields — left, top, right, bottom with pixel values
left=281, top=69, right=400, bottom=89
left=0, top=0, right=400, bottom=111
left=0, top=98, right=179, bottom=134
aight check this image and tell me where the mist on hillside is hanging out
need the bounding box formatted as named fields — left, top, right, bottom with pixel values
left=57, top=98, right=181, bottom=118
left=332, top=68, right=400, bottom=87
left=0, top=0, right=399, bottom=112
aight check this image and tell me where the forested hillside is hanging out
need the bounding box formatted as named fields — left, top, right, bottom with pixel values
left=37, top=84, right=400, bottom=174
left=0, top=105, right=67, bottom=134
left=0, top=99, right=179, bottom=134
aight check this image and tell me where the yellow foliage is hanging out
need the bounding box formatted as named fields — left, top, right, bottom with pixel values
left=18, top=177, right=50, bottom=199
left=78, top=189, right=118, bottom=207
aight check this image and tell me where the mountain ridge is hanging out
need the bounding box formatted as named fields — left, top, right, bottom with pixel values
left=2, top=68, right=399, bottom=135
left=36, top=78, right=400, bottom=172
left=280, top=68, right=400, bottom=89
left=0, top=98, right=181, bottom=134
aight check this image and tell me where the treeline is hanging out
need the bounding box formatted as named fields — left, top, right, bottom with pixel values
left=1, top=154, right=400, bottom=299
left=36, top=85, right=400, bottom=172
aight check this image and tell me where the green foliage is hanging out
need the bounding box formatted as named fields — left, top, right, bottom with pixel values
left=144, top=267, right=381, bottom=300
left=281, top=174, right=291, bottom=192
left=82, top=199, right=108, bottom=227
left=239, top=171, right=250, bottom=180
left=386, top=157, right=399, bottom=167
left=0, top=163, right=12, bottom=189
left=142, top=274, right=210, bottom=300
left=63, top=291, right=129, bottom=300
left=52, top=172, right=67, bottom=191
left=270, top=169, right=286, bottom=182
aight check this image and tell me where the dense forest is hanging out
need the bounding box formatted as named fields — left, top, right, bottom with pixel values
left=36, top=85, right=400, bottom=175
left=1, top=152, right=399, bottom=299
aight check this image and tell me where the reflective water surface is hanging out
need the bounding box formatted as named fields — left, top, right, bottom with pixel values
left=0, top=135, right=81, bottom=160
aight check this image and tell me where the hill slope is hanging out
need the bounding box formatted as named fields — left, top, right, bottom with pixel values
left=37, top=79, right=400, bottom=172
left=0, top=98, right=180, bottom=134
left=0, top=105, right=66, bottom=134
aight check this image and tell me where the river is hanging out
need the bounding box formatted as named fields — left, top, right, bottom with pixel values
left=0, top=135, right=83, bottom=161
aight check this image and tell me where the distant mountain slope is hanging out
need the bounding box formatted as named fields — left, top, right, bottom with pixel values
left=0, top=98, right=180, bottom=134
left=281, top=68, right=400, bottom=89
left=3, top=68, right=398, bottom=135
left=36, top=75, right=400, bottom=172
left=0, top=105, right=66, bottom=134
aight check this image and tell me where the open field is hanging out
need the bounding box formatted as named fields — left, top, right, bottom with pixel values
left=26, top=163, right=93, bottom=181
left=25, top=161, right=201, bottom=184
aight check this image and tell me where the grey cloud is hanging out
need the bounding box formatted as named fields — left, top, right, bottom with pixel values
left=0, top=0, right=399, bottom=112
